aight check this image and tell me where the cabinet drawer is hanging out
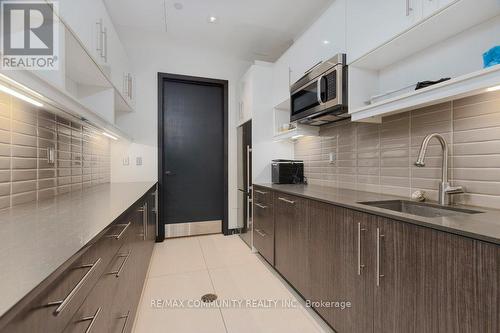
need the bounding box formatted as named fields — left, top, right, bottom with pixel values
left=253, top=186, right=272, bottom=206
left=2, top=220, right=134, bottom=333
left=3, top=250, right=103, bottom=333
left=62, top=254, right=121, bottom=333
left=253, top=201, right=274, bottom=265
left=274, top=193, right=310, bottom=298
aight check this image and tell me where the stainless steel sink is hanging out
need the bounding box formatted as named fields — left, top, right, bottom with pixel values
left=358, top=200, right=483, bottom=218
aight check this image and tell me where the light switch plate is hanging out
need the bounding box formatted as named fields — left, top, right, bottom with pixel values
left=136, top=156, right=142, bottom=166
left=123, top=157, right=130, bottom=166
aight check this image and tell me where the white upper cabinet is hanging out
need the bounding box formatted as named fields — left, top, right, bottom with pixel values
left=347, top=0, right=426, bottom=63
left=288, top=0, right=347, bottom=84
left=271, top=56, right=291, bottom=107
left=58, top=0, right=134, bottom=109
left=422, top=0, right=457, bottom=17
left=237, top=69, right=253, bottom=126
left=271, top=0, right=346, bottom=106
left=58, top=0, right=104, bottom=64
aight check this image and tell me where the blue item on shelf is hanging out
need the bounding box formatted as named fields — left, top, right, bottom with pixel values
left=483, top=46, right=500, bottom=68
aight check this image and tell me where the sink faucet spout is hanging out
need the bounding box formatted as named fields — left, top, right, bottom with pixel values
left=415, top=133, right=463, bottom=205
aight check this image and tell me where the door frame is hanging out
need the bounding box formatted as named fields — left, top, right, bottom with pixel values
left=157, top=72, right=229, bottom=241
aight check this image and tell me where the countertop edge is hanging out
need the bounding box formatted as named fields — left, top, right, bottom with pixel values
left=0, top=181, right=157, bottom=325
left=254, top=183, right=500, bottom=246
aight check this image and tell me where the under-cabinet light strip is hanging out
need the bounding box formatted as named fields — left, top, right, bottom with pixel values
left=0, top=83, right=43, bottom=107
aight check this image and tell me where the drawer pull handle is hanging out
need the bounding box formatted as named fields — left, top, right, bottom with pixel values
left=255, top=203, right=267, bottom=209
left=78, top=307, right=102, bottom=333
left=47, top=258, right=102, bottom=316
left=278, top=197, right=295, bottom=205
left=255, top=190, right=268, bottom=195
left=255, top=228, right=266, bottom=237
left=108, top=250, right=132, bottom=277
left=107, top=222, right=131, bottom=239
left=119, top=310, right=130, bottom=333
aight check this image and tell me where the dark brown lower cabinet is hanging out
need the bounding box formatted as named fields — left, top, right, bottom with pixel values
left=274, top=192, right=310, bottom=299
left=309, top=202, right=376, bottom=333
left=253, top=186, right=275, bottom=265
left=262, top=187, right=500, bottom=333
left=0, top=186, right=157, bottom=333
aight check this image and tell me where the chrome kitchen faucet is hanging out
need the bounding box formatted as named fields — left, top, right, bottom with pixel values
left=415, top=133, right=464, bottom=205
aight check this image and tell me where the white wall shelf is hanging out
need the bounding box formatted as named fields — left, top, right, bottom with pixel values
left=351, top=64, right=500, bottom=122
left=348, top=0, right=500, bottom=122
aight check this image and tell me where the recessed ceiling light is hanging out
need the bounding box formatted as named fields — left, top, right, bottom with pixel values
left=208, top=16, right=217, bottom=23
left=173, top=2, right=183, bottom=10
left=323, top=40, right=330, bottom=45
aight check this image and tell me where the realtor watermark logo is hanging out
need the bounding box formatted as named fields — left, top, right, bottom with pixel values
left=1, top=1, right=59, bottom=70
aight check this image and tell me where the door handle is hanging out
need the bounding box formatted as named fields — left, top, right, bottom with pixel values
left=165, top=171, right=175, bottom=176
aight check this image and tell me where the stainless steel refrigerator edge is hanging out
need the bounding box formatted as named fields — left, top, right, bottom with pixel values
left=237, top=121, right=252, bottom=247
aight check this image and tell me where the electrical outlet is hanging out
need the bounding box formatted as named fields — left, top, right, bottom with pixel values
left=136, top=156, right=142, bottom=166
left=123, top=157, right=130, bottom=166
left=329, top=152, right=337, bottom=165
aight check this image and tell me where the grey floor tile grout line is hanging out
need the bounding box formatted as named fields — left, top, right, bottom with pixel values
left=196, top=237, right=229, bottom=333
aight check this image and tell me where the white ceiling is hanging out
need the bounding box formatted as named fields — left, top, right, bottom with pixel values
left=103, top=0, right=334, bottom=62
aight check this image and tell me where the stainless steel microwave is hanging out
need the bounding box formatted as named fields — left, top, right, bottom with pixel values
left=290, top=53, right=348, bottom=126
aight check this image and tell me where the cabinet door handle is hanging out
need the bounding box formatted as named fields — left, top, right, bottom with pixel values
left=119, top=310, right=130, bottom=333
left=47, top=258, right=102, bottom=315
left=108, top=250, right=132, bottom=277
left=376, top=228, right=385, bottom=286
left=406, top=0, right=413, bottom=16
left=255, top=203, right=267, bottom=209
left=278, top=197, right=295, bottom=205
left=143, top=203, right=148, bottom=240
left=96, top=19, right=103, bottom=55
left=255, top=228, right=266, bottom=237
left=357, top=223, right=366, bottom=275
left=78, top=307, right=102, bottom=333
left=123, top=73, right=128, bottom=96
left=107, top=222, right=131, bottom=239
left=254, top=190, right=267, bottom=195
left=128, top=74, right=132, bottom=99
left=102, top=27, right=108, bottom=62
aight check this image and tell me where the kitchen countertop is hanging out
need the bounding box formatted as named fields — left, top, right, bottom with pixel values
left=0, top=181, right=156, bottom=318
left=255, top=183, right=500, bottom=246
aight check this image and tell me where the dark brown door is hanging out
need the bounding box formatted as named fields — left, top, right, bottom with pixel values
left=274, top=193, right=310, bottom=298
left=309, top=206, right=375, bottom=333
left=161, top=75, right=227, bottom=227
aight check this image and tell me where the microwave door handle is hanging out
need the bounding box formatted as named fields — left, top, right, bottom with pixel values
left=317, top=76, right=325, bottom=105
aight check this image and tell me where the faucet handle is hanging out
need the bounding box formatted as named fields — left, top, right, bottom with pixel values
left=444, top=185, right=464, bottom=194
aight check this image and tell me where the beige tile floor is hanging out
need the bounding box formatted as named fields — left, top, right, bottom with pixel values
left=132, top=234, right=333, bottom=333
